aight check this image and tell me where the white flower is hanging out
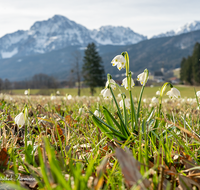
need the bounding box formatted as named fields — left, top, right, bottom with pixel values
left=143, top=98, right=147, bottom=103
left=101, top=88, right=112, bottom=99
left=166, top=88, right=181, bottom=99
left=151, top=97, right=158, bottom=104
left=119, top=99, right=130, bottom=109
left=121, top=77, right=135, bottom=90
left=137, top=71, right=148, bottom=85
left=111, top=55, right=126, bottom=70
left=118, top=93, right=121, bottom=98
left=94, top=110, right=101, bottom=117
left=24, top=90, right=28, bottom=95
left=14, top=112, right=25, bottom=128
left=196, top=91, right=200, bottom=98
left=79, top=108, right=85, bottom=114
left=67, top=95, right=72, bottom=100
left=56, top=91, right=60, bottom=95
left=156, top=91, right=160, bottom=96
left=51, top=95, right=56, bottom=100
left=105, top=79, right=116, bottom=90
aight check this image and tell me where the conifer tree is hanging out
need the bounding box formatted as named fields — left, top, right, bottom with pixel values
left=192, top=42, right=200, bottom=84
left=82, top=43, right=106, bottom=95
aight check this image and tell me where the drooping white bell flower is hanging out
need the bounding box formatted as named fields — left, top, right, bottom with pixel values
left=79, top=108, right=85, bottom=114
left=94, top=110, right=101, bottom=117
left=105, top=79, right=116, bottom=90
left=166, top=88, right=181, bottom=99
left=121, top=77, right=135, bottom=90
left=24, top=90, right=28, bottom=95
left=118, top=93, right=121, bottom=98
left=67, top=95, right=72, bottom=100
left=151, top=97, right=159, bottom=104
left=196, top=91, right=200, bottom=98
left=101, top=88, right=112, bottom=99
left=137, top=71, right=148, bottom=86
left=15, top=112, right=25, bottom=128
left=56, top=91, right=60, bottom=95
left=119, top=99, right=130, bottom=109
left=111, top=55, right=126, bottom=71
left=51, top=95, right=56, bottom=100
left=156, top=91, right=160, bottom=96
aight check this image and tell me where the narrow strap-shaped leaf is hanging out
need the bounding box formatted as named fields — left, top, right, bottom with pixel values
left=103, top=106, right=123, bottom=133
left=90, top=111, right=127, bottom=138
left=122, top=98, right=130, bottom=136
left=103, top=109, right=116, bottom=130
left=92, top=115, right=113, bottom=140
left=117, top=111, right=130, bottom=137
left=110, top=88, right=125, bottom=126
left=109, top=88, right=129, bottom=137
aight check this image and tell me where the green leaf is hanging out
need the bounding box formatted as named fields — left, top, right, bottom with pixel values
left=103, top=106, right=123, bottom=133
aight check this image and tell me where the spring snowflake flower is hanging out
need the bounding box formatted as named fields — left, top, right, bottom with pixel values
left=67, top=95, right=72, bottom=100
left=151, top=97, right=158, bottom=104
left=121, top=77, right=135, bottom=90
left=111, top=55, right=126, bottom=71
left=79, top=108, right=85, bottom=114
left=101, top=88, right=112, bottom=99
left=15, top=112, right=25, bottom=128
left=156, top=91, right=160, bottom=96
left=24, top=90, right=28, bottom=95
left=51, top=95, right=56, bottom=100
left=166, top=88, right=181, bottom=99
left=119, top=99, right=130, bottom=109
left=94, top=110, right=101, bottom=117
left=196, top=91, right=200, bottom=98
left=137, top=71, right=148, bottom=85
left=105, top=79, right=116, bottom=90
left=56, top=91, right=60, bottom=95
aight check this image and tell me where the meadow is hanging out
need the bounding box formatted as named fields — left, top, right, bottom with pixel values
left=0, top=81, right=200, bottom=189
left=1, top=49, right=200, bottom=189
left=8, top=85, right=200, bottom=98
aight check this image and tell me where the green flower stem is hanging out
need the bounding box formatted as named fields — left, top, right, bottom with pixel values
left=136, top=84, right=145, bottom=130
left=122, top=96, right=128, bottom=128
left=129, top=90, right=137, bottom=132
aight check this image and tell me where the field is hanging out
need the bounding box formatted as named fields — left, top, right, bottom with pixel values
left=7, top=85, right=200, bottom=98
left=0, top=81, right=200, bottom=190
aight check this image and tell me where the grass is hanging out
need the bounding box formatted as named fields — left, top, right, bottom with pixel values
left=5, top=85, right=200, bottom=98
left=0, top=84, right=200, bottom=189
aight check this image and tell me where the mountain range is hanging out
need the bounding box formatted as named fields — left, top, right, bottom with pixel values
left=0, top=15, right=200, bottom=81
left=0, top=15, right=146, bottom=59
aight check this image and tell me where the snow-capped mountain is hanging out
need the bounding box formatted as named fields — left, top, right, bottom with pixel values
left=0, top=15, right=146, bottom=59
left=152, top=21, right=200, bottom=38
left=90, top=26, right=146, bottom=45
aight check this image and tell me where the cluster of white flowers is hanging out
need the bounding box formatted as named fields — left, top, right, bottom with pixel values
left=111, top=55, right=126, bottom=70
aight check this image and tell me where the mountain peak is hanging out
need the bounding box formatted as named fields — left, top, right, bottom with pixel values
left=152, top=20, right=200, bottom=38
left=0, top=14, right=146, bottom=59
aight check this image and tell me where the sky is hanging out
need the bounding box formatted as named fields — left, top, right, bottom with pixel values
left=0, top=0, right=200, bottom=38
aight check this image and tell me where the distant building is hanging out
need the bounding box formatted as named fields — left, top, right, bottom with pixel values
left=154, top=70, right=164, bottom=82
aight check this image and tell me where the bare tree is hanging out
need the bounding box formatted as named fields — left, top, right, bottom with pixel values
left=72, top=51, right=82, bottom=96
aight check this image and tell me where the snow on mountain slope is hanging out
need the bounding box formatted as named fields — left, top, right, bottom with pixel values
left=152, top=21, right=200, bottom=39
left=0, top=15, right=146, bottom=59
left=91, top=26, right=147, bottom=45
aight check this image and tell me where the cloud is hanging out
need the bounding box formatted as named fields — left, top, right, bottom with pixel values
left=0, top=0, right=200, bottom=38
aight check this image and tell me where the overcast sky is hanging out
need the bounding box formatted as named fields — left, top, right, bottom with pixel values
left=0, top=0, right=200, bottom=38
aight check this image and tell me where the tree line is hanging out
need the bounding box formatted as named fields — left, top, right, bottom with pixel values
left=0, top=42, right=106, bottom=95
left=0, top=73, right=58, bottom=91
left=180, top=42, right=200, bottom=85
